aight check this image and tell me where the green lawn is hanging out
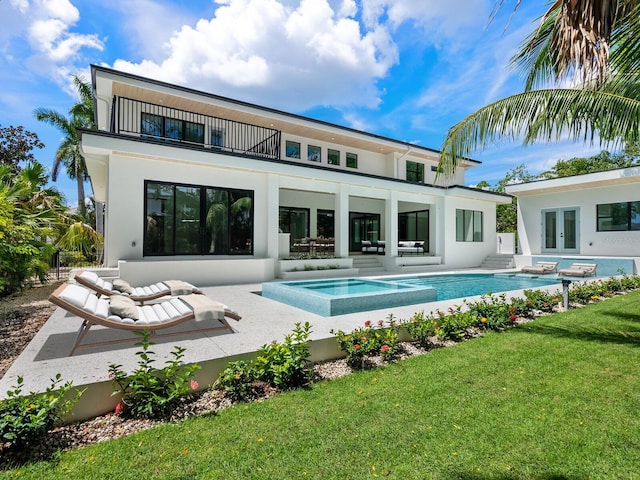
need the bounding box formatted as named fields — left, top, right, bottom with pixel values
left=4, top=292, right=640, bottom=479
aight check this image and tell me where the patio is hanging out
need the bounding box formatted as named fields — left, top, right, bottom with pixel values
left=0, top=267, right=566, bottom=422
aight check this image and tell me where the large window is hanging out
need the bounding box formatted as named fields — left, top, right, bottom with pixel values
left=597, top=201, right=640, bottom=231
left=144, top=181, right=253, bottom=256
left=141, top=113, right=204, bottom=143
left=406, top=161, right=424, bottom=183
left=399, top=210, right=429, bottom=247
left=279, top=207, right=309, bottom=241
left=456, top=209, right=483, bottom=242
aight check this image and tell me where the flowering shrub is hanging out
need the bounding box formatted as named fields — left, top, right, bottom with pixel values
left=0, top=374, right=82, bottom=449
left=331, top=315, right=400, bottom=368
left=434, top=308, right=475, bottom=341
left=404, top=311, right=438, bottom=348
left=522, top=289, right=559, bottom=313
left=252, top=322, right=313, bottom=390
left=108, top=330, right=201, bottom=419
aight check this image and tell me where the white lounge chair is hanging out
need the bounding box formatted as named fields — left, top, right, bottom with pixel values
left=557, top=263, right=598, bottom=277
left=74, top=270, right=202, bottom=304
left=50, top=283, right=241, bottom=355
left=520, top=261, right=559, bottom=274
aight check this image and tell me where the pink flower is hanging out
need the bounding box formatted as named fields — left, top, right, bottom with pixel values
left=381, top=345, right=390, bottom=353
left=115, top=402, right=124, bottom=415
left=364, top=320, right=371, bottom=327
left=377, top=320, right=384, bottom=327
left=509, top=315, right=518, bottom=321
left=190, top=379, right=199, bottom=390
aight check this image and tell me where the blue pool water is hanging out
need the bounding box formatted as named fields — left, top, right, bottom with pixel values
left=262, top=273, right=562, bottom=317
left=391, top=273, right=561, bottom=300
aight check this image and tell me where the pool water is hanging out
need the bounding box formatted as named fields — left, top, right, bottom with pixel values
left=261, top=273, right=562, bottom=317
left=390, top=273, right=561, bottom=300
left=300, top=278, right=412, bottom=295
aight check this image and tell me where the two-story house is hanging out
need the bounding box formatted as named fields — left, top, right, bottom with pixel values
left=80, top=65, right=511, bottom=285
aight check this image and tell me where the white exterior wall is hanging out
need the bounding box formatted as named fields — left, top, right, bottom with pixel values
left=517, top=182, right=640, bottom=257
left=441, top=195, right=498, bottom=268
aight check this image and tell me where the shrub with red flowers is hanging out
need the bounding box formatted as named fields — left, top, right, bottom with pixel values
left=331, top=315, right=400, bottom=369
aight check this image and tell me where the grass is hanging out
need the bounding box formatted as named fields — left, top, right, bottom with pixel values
left=3, top=292, right=640, bottom=479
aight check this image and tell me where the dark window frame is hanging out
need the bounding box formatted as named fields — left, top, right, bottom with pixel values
left=456, top=209, right=483, bottom=242
left=406, top=161, right=425, bottom=183
left=328, top=149, right=340, bottom=165
left=597, top=201, right=640, bottom=231
left=144, top=180, right=254, bottom=256
left=346, top=152, right=358, bottom=169
left=141, top=113, right=204, bottom=144
left=286, top=140, right=301, bottom=159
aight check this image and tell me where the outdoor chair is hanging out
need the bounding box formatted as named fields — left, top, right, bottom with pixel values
left=73, top=270, right=202, bottom=304
left=520, top=261, right=559, bottom=274
left=49, top=283, right=241, bottom=356
left=557, top=263, right=598, bottom=277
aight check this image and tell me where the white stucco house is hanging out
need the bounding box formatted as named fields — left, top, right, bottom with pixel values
left=506, top=166, right=640, bottom=275
left=80, top=65, right=511, bottom=285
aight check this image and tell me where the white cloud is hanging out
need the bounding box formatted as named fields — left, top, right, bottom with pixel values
left=0, top=0, right=104, bottom=84
left=112, top=0, right=398, bottom=110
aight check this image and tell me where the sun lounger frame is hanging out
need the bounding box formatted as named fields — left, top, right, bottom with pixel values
left=49, top=283, right=240, bottom=356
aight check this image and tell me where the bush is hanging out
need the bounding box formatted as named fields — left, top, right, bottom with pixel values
left=523, top=289, right=559, bottom=313
left=331, top=316, right=400, bottom=369
left=252, top=322, right=313, bottom=390
left=108, top=330, right=201, bottom=419
left=404, top=311, right=438, bottom=348
left=434, top=308, right=475, bottom=342
left=215, top=360, right=255, bottom=402
left=0, top=374, right=81, bottom=449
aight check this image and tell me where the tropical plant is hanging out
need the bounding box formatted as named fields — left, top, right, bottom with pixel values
left=34, top=75, right=95, bottom=219
left=440, top=1, right=640, bottom=176
left=0, top=161, right=65, bottom=295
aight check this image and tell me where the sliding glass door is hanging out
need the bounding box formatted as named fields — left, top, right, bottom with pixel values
left=349, top=213, right=380, bottom=251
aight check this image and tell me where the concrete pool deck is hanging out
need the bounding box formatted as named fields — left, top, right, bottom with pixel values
left=0, top=267, right=570, bottom=421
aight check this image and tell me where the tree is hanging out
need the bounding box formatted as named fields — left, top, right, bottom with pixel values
left=439, top=1, right=640, bottom=176
left=538, top=141, right=640, bottom=178
left=34, top=75, right=95, bottom=219
left=0, top=125, right=44, bottom=173
left=475, top=164, right=535, bottom=233
left=0, top=161, right=65, bottom=295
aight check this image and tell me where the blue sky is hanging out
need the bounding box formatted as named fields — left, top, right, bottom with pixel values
left=0, top=0, right=603, bottom=209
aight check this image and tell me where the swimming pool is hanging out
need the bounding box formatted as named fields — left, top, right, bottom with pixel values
left=261, top=273, right=562, bottom=316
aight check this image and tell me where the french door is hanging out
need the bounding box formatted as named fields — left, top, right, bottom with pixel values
left=541, top=207, right=579, bottom=253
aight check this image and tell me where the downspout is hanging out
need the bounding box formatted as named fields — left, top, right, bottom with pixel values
left=395, top=146, right=413, bottom=179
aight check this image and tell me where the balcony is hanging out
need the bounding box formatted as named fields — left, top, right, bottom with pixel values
left=111, top=97, right=281, bottom=160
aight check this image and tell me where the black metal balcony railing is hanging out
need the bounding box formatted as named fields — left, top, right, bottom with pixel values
left=112, top=97, right=281, bottom=160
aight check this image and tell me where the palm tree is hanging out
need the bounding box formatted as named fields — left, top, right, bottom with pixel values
left=34, top=75, right=95, bottom=218
left=439, top=1, right=640, bottom=176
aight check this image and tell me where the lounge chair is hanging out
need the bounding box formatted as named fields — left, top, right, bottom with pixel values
left=557, top=263, right=598, bottom=277
left=73, top=270, right=202, bottom=304
left=520, top=261, right=559, bottom=274
left=49, top=283, right=241, bottom=356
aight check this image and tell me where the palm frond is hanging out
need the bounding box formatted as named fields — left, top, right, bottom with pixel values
left=439, top=87, right=640, bottom=176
